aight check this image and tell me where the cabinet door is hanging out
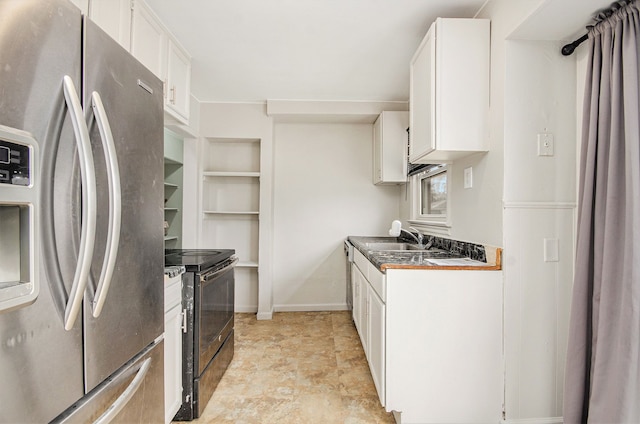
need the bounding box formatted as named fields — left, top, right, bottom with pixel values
left=367, top=288, right=386, bottom=406
left=352, top=266, right=368, bottom=350
left=89, top=0, right=132, bottom=50
left=164, top=305, right=183, bottom=424
left=165, top=38, right=191, bottom=123
left=352, top=266, right=362, bottom=334
left=374, top=111, right=409, bottom=185
left=360, top=278, right=369, bottom=357
left=69, top=0, right=89, bottom=14
left=373, top=115, right=383, bottom=183
left=409, top=24, right=436, bottom=162
left=131, top=0, right=166, bottom=79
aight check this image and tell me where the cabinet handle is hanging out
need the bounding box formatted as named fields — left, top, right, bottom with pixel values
left=181, top=308, right=187, bottom=333
left=170, top=85, right=176, bottom=104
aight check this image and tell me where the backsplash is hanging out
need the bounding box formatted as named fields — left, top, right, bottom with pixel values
left=399, top=233, right=488, bottom=263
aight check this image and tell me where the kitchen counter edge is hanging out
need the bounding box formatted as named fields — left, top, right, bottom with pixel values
left=348, top=236, right=502, bottom=272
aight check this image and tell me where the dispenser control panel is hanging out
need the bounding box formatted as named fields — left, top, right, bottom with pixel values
left=0, top=140, right=30, bottom=186
left=0, top=125, right=38, bottom=313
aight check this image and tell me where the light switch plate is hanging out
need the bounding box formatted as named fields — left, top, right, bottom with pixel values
left=464, top=167, right=473, bottom=189
left=537, top=133, right=554, bottom=156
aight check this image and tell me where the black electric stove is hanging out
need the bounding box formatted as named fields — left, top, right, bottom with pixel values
left=165, top=249, right=235, bottom=272
left=165, top=248, right=237, bottom=421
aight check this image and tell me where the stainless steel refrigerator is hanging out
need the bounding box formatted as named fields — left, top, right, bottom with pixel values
left=0, top=0, right=165, bottom=422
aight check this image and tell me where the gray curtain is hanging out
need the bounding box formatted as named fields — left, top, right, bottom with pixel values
left=564, top=1, right=640, bottom=423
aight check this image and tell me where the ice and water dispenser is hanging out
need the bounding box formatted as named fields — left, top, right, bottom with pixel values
left=0, top=125, right=38, bottom=312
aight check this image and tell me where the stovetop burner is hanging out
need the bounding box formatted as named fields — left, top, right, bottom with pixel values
left=165, top=249, right=235, bottom=272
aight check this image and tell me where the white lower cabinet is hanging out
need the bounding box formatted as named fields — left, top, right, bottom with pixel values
left=351, top=265, right=367, bottom=348
left=366, top=285, right=386, bottom=406
left=353, top=250, right=386, bottom=406
left=352, top=249, right=503, bottom=423
left=164, top=274, right=183, bottom=424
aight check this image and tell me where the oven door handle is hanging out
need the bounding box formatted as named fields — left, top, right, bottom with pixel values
left=201, top=256, right=239, bottom=283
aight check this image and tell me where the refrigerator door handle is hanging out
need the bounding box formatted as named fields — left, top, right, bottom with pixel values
left=89, top=91, right=122, bottom=318
left=93, top=357, right=152, bottom=424
left=62, top=75, right=97, bottom=331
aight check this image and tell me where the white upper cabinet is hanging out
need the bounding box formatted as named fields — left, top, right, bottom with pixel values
left=131, top=0, right=167, bottom=79
left=165, top=38, right=192, bottom=123
left=130, top=0, right=192, bottom=125
left=409, top=18, right=490, bottom=163
left=373, top=111, right=408, bottom=185
left=89, top=0, right=132, bottom=50
left=69, top=0, right=89, bottom=14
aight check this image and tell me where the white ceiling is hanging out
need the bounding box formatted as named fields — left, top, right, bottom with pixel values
left=144, top=0, right=610, bottom=103
left=145, top=0, right=488, bottom=103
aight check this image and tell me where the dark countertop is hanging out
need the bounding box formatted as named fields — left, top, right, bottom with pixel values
left=348, top=236, right=502, bottom=272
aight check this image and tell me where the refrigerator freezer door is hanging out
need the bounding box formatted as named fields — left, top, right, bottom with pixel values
left=82, top=19, right=165, bottom=392
left=0, top=1, right=85, bottom=422
left=52, top=338, right=165, bottom=424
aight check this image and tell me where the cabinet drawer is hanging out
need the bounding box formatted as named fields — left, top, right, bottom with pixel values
left=164, top=277, right=182, bottom=312
left=354, top=248, right=386, bottom=302
left=368, top=264, right=386, bottom=302
left=354, top=249, right=369, bottom=276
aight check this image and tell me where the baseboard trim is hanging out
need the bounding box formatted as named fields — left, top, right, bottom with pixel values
left=256, top=310, right=273, bottom=320
left=501, top=417, right=563, bottom=424
left=273, top=303, right=349, bottom=312
left=235, top=305, right=258, bottom=313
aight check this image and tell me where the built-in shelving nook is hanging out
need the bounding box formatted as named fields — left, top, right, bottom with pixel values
left=164, top=129, right=184, bottom=248
left=201, top=138, right=261, bottom=311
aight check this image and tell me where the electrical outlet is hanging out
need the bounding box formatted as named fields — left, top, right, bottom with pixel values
left=537, top=133, right=554, bottom=156
left=544, top=238, right=559, bottom=262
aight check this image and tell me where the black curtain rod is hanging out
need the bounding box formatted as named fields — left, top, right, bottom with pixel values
left=561, top=0, right=634, bottom=56
left=561, top=33, right=588, bottom=56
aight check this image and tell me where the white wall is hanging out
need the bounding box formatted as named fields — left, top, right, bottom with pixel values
left=184, top=102, right=274, bottom=317
left=186, top=103, right=402, bottom=314
left=492, top=1, right=584, bottom=420
left=501, top=39, right=577, bottom=422
left=272, top=123, right=402, bottom=310
left=399, top=0, right=545, bottom=248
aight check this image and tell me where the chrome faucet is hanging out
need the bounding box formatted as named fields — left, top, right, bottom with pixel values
left=403, top=227, right=422, bottom=247
left=410, top=226, right=435, bottom=249
left=389, top=220, right=434, bottom=249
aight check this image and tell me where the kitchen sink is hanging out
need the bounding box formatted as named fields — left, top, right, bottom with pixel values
left=364, top=242, right=420, bottom=250
left=364, top=242, right=448, bottom=252
left=363, top=241, right=457, bottom=256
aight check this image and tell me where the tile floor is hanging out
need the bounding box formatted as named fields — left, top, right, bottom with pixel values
left=181, top=311, right=396, bottom=424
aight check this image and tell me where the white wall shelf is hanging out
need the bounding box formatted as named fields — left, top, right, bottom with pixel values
left=203, top=171, right=260, bottom=178
left=164, top=129, right=184, bottom=248
left=199, top=138, right=262, bottom=313
left=203, top=211, right=259, bottom=215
